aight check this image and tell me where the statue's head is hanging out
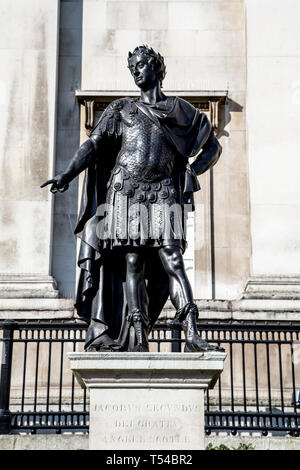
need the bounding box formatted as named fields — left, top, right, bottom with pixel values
left=127, top=45, right=166, bottom=89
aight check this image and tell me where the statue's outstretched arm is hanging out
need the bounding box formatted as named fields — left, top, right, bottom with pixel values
left=40, top=134, right=102, bottom=193
left=191, top=131, right=222, bottom=176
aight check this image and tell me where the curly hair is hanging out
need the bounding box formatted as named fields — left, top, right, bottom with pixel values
left=127, top=45, right=166, bottom=86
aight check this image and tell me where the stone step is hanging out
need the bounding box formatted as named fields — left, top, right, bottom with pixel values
left=0, top=297, right=299, bottom=322
left=0, top=275, right=59, bottom=299
left=242, top=291, right=300, bottom=300
left=160, top=298, right=300, bottom=322
left=0, top=298, right=75, bottom=320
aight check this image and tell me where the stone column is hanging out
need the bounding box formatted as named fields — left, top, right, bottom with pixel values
left=244, top=0, right=300, bottom=303
left=68, top=352, right=226, bottom=450
left=0, top=0, right=73, bottom=318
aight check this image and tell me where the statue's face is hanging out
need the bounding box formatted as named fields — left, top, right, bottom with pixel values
left=128, top=53, right=158, bottom=89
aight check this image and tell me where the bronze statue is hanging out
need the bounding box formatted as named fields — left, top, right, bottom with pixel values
left=41, top=46, right=222, bottom=353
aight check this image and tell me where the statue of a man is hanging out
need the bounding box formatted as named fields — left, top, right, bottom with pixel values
left=41, top=46, right=222, bottom=353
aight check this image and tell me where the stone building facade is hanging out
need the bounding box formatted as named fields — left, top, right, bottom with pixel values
left=0, top=1, right=300, bottom=432
left=0, top=0, right=300, bottom=452
left=0, top=0, right=299, bottom=319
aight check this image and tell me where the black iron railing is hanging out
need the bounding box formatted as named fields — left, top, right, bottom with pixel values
left=0, top=319, right=299, bottom=435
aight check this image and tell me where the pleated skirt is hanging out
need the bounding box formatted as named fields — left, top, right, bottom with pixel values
left=97, top=166, right=186, bottom=251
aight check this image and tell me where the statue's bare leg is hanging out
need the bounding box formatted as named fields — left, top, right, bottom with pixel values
left=158, top=245, right=223, bottom=352
left=125, top=251, right=149, bottom=351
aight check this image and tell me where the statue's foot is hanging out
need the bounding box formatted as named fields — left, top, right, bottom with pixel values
left=178, top=304, right=225, bottom=353
left=184, top=335, right=225, bottom=353
left=133, top=343, right=149, bottom=352
left=85, top=333, right=122, bottom=352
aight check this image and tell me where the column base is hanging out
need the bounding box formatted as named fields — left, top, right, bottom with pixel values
left=242, top=276, right=300, bottom=300
left=0, top=274, right=59, bottom=298
left=0, top=275, right=74, bottom=319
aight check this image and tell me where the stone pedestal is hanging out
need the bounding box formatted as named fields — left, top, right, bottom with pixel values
left=68, top=352, right=226, bottom=450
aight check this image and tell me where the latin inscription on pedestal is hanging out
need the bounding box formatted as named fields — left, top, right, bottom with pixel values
left=89, top=388, right=204, bottom=450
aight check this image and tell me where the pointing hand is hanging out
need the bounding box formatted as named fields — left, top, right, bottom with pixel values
left=40, top=174, right=70, bottom=193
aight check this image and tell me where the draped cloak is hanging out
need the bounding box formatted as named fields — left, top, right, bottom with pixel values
left=74, top=96, right=214, bottom=342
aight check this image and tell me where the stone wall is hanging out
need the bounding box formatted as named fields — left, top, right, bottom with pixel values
left=0, top=0, right=76, bottom=311
left=246, top=0, right=300, bottom=279
left=0, top=0, right=59, bottom=277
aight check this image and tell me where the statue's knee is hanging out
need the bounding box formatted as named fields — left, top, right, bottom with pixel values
left=161, top=246, right=184, bottom=271
left=171, top=252, right=184, bottom=271
left=126, top=253, right=143, bottom=274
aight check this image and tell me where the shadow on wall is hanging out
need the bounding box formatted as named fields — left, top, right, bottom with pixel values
left=209, top=97, right=244, bottom=299
left=51, top=0, right=83, bottom=299
left=217, top=98, right=244, bottom=139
